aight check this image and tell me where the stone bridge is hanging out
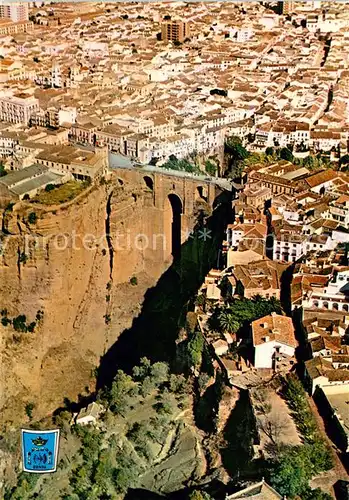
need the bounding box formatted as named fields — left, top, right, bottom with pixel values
left=109, top=165, right=227, bottom=266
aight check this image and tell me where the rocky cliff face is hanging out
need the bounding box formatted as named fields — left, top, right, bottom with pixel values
left=0, top=178, right=177, bottom=427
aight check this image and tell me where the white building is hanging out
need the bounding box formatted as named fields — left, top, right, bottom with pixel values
left=252, top=313, right=297, bottom=369
left=273, top=232, right=306, bottom=263
left=75, top=402, right=104, bottom=426
left=305, top=357, right=349, bottom=395
left=302, top=268, right=349, bottom=313
left=0, top=93, right=39, bottom=124
left=0, top=2, right=28, bottom=22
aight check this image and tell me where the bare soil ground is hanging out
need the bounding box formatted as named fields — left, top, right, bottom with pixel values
left=251, top=387, right=301, bottom=456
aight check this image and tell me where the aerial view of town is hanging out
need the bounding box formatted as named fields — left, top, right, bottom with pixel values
left=1, top=0, right=349, bottom=498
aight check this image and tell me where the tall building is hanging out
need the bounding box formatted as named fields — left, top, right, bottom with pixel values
left=0, top=2, right=29, bottom=22
left=0, top=93, right=39, bottom=124
left=161, top=20, right=190, bottom=43
left=278, top=0, right=295, bottom=15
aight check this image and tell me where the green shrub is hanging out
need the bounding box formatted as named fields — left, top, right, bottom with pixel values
left=25, top=402, right=35, bottom=420
left=1, top=317, right=11, bottom=327
left=13, top=315, right=27, bottom=332
left=130, top=276, right=138, bottom=286
left=19, top=253, right=27, bottom=264
left=28, top=212, right=37, bottom=224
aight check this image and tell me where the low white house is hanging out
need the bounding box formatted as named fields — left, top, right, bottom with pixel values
left=75, top=402, right=104, bottom=426
left=304, top=357, right=349, bottom=395
left=252, top=313, right=297, bottom=369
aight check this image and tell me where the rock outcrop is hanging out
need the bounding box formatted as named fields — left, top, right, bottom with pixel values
left=0, top=176, right=184, bottom=426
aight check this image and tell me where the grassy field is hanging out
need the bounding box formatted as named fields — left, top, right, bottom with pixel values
left=32, top=180, right=89, bottom=205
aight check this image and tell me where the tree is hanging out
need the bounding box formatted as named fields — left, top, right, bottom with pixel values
left=303, top=155, right=316, bottom=169
left=127, top=421, right=154, bottom=460
left=259, top=411, right=288, bottom=445
left=0, top=162, right=7, bottom=177
left=132, top=357, right=151, bottom=381
left=140, top=376, right=155, bottom=396
left=209, top=297, right=282, bottom=336
left=266, top=146, right=274, bottom=157
left=150, top=361, right=169, bottom=385
left=225, top=136, right=249, bottom=163
left=108, top=370, right=136, bottom=415
left=45, top=183, right=55, bottom=192
left=13, top=315, right=27, bottom=332
left=70, top=464, right=93, bottom=497
left=198, top=373, right=210, bottom=393
left=153, top=394, right=174, bottom=415
left=225, top=136, right=249, bottom=180
left=279, top=147, right=293, bottom=162
left=113, top=465, right=137, bottom=494
left=186, top=311, right=198, bottom=333
left=169, top=373, right=188, bottom=394
left=187, top=330, right=204, bottom=368
left=218, top=311, right=239, bottom=333
left=270, top=446, right=311, bottom=498
left=25, top=402, right=35, bottom=420
left=302, top=488, right=332, bottom=500
left=28, top=212, right=37, bottom=224
left=1, top=317, right=11, bottom=327
left=205, top=160, right=216, bottom=176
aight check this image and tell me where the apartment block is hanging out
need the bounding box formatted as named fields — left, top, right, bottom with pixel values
left=161, top=20, right=190, bottom=43
left=0, top=2, right=28, bottom=22
left=0, top=94, right=39, bottom=125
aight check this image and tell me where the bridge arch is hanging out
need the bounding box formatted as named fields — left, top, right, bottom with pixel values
left=195, top=185, right=208, bottom=203
left=143, top=175, right=154, bottom=191
left=165, top=193, right=183, bottom=260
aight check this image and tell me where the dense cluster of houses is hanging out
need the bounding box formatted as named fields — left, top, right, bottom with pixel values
left=0, top=2, right=348, bottom=170
left=197, top=157, right=349, bottom=455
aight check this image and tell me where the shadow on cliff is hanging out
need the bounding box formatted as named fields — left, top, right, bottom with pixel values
left=96, top=191, right=231, bottom=390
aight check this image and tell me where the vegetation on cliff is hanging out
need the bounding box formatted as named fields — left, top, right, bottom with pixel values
left=5, top=359, right=202, bottom=499
left=208, top=296, right=283, bottom=336
left=31, top=180, right=90, bottom=205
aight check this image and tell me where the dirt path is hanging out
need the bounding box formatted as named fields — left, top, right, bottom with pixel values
left=308, top=396, right=348, bottom=497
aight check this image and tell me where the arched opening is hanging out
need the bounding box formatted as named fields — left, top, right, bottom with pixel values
left=343, top=304, right=348, bottom=312
left=196, top=185, right=208, bottom=202
left=333, top=302, right=339, bottom=310
left=323, top=301, right=329, bottom=309
left=144, top=176, right=154, bottom=191
left=313, top=301, right=319, bottom=308
left=168, top=193, right=182, bottom=259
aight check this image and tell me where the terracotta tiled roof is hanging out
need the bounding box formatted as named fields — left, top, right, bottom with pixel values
left=305, top=169, right=338, bottom=188
left=252, top=313, right=296, bottom=348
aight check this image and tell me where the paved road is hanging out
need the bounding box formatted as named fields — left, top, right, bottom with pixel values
left=108, top=152, right=233, bottom=191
